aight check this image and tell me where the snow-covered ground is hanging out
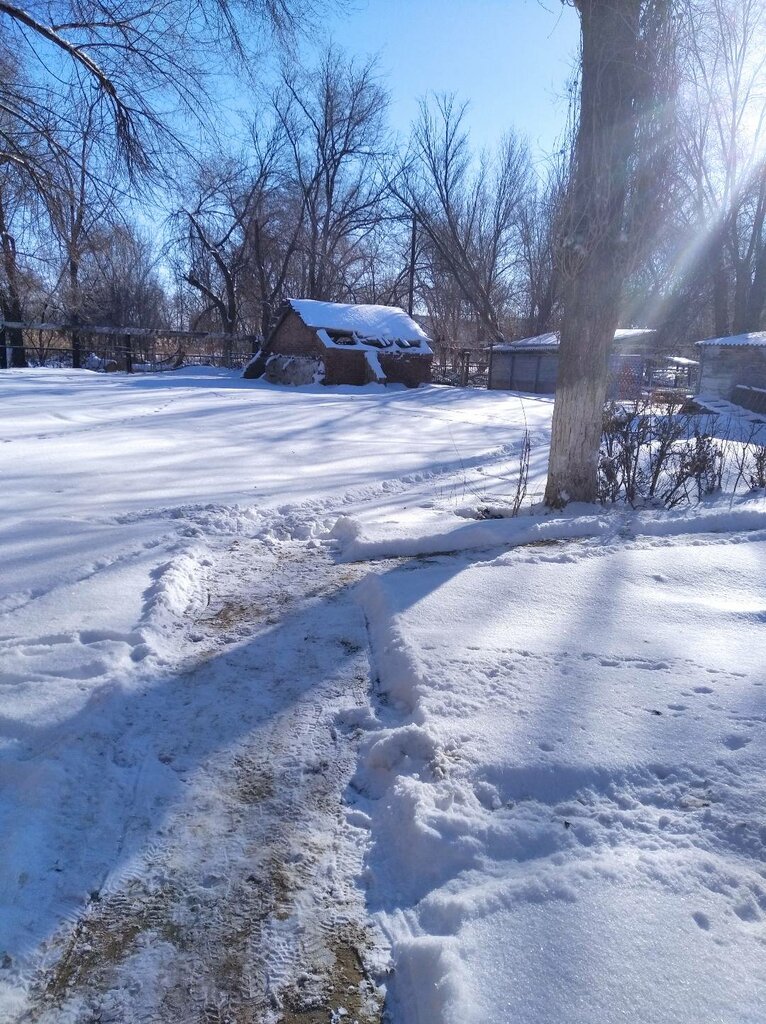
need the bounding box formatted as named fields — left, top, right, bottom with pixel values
left=1, top=367, right=765, bottom=1023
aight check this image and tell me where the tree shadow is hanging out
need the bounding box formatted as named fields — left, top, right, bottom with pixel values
left=345, top=534, right=764, bottom=1020
left=0, top=554, right=377, bottom=987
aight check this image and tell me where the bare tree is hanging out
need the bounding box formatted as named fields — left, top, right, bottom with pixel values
left=393, top=94, right=531, bottom=343
left=0, top=180, right=26, bottom=367
left=672, top=0, right=766, bottom=335
left=177, top=118, right=306, bottom=342
left=41, top=97, right=123, bottom=366
left=273, top=47, right=390, bottom=300
left=518, top=161, right=567, bottom=337
left=545, top=0, right=675, bottom=506
left=78, top=223, right=169, bottom=329
left=181, top=164, right=253, bottom=336
left=0, top=0, right=318, bottom=179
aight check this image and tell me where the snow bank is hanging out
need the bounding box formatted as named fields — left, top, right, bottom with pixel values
left=334, top=495, right=766, bottom=561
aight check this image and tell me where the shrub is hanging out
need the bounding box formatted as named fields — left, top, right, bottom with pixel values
left=598, top=400, right=728, bottom=508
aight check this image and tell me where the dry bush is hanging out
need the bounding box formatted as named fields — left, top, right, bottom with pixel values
left=597, top=400, right=729, bottom=508
left=731, top=425, right=766, bottom=492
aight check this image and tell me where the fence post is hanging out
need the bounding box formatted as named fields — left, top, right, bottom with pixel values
left=0, top=324, right=7, bottom=370
left=123, top=333, right=132, bottom=373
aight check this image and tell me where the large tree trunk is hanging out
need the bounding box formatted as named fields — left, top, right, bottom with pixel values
left=745, top=244, right=766, bottom=331
left=546, top=255, right=624, bottom=503
left=545, top=0, right=644, bottom=506
left=4, top=298, right=26, bottom=368
left=0, top=195, right=26, bottom=369
left=712, top=250, right=730, bottom=337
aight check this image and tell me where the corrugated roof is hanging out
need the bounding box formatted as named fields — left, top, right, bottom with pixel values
left=492, top=328, right=654, bottom=354
left=696, top=332, right=766, bottom=349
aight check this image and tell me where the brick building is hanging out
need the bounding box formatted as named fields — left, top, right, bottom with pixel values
left=245, top=299, right=433, bottom=387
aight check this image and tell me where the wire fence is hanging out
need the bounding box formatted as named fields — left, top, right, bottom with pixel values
left=0, top=324, right=260, bottom=373
left=431, top=352, right=490, bottom=389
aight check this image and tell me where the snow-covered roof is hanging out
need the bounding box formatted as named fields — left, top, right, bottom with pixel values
left=492, top=328, right=654, bottom=354
left=288, top=299, right=432, bottom=354
left=493, top=332, right=559, bottom=353
left=614, top=328, right=656, bottom=343
left=696, top=332, right=766, bottom=349
left=666, top=356, right=699, bottom=366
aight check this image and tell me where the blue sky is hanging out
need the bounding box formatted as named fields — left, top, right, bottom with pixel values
left=310, top=0, right=581, bottom=159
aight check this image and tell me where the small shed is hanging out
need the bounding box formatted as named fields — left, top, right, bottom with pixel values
left=247, top=299, right=433, bottom=387
left=696, top=332, right=766, bottom=406
left=488, top=328, right=655, bottom=395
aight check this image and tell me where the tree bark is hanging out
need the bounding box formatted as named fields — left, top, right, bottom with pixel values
left=0, top=195, right=27, bottom=369
left=712, top=251, right=730, bottom=337
left=745, top=245, right=766, bottom=331
left=70, top=256, right=82, bottom=369
left=545, top=0, right=644, bottom=506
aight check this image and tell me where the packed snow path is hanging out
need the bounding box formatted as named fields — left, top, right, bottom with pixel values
left=4, top=538, right=389, bottom=1023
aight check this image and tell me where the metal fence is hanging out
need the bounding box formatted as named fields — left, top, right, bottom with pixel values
left=0, top=323, right=260, bottom=372
left=431, top=350, right=489, bottom=389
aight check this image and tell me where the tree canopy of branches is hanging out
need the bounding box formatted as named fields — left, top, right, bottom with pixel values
left=0, top=0, right=315, bottom=178
left=392, top=94, right=532, bottom=343
left=273, top=47, right=390, bottom=300
left=176, top=47, right=390, bottom=338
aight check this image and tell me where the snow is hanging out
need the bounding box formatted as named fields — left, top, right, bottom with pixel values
left=613, top=327, right=656, bottom=342
left=0, top=367, right=550, bottom=1021
left=289, top=299, right=432, bottom=351
left=696, top=331, right=766, bottom=348
left=696, top=393, right=766, bottom=426
left=335, top=496, right=766, bottom=561
left=353, top=530, right=766, bottom=1023
left=363, top=347, right=387, bottom=382
left=666, top=355, right=699, bottom=366
left=2, top=365, right=765, bottom=1023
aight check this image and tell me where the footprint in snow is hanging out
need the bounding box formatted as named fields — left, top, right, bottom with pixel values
left=723, top=734, right=751, bottom=751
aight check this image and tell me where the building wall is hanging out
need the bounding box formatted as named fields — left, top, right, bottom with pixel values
left=489, top=351, right=510, bottom=390
left=324, top=348, right=368, bottom=386
left=380, top=351, right=432, bottom=387
left=489, top=350, right=558, bottom=393
left=698, top=346, right=766, bottom=399
left=267, top=311, right=323, bottom=357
